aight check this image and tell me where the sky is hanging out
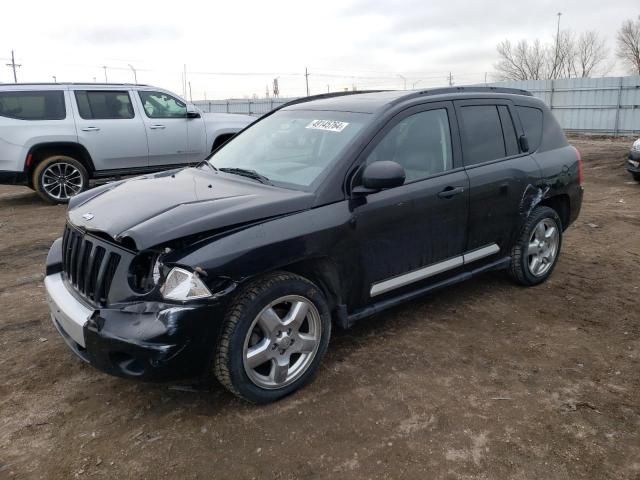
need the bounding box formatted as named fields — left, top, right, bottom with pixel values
left=0, top=0, right=637, bottom=100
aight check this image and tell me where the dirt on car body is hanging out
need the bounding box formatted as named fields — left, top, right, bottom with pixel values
left=0, top=137, right=639, bottom=479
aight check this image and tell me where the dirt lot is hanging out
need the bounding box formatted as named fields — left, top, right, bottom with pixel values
left=1, top=137, right=639, bottom=479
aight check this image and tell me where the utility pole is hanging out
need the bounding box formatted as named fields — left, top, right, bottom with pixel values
left=447, top=72, right=454, bottom=86
left=188, top=81, right=192, bottom=102
left=553, top=12, right=562, bottom=78
left=305, top=67, right=310, bottom=96
left=127, top=64, right=137, bottom=84
left=327, top=84, right=330, bottom=93
left=273, top=77, right=279, bottom=98
left=484, top=72, right=488, bottom=85
left=52, top=75, right=57, bottom=83
left=6, top=50, right=21, bottom=83
left=102, top=66, right=108, bottom=83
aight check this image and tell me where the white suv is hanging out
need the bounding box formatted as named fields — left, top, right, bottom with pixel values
left=0, top=84, right=254, bottom=203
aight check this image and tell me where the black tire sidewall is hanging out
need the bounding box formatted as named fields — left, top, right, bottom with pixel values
left=34, top=156, right=88, bottom=204
left=516, top=207, right=563, bottom=285
left=225, top=276, right=331, bottom=403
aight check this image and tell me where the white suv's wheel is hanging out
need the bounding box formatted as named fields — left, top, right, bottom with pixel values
left=33, top=155, right=89, bottom=204
left=214, top=272, right=331, bottom=403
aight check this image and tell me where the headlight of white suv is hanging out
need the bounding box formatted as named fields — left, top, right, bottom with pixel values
left=160, top=267, right=212, bottom=301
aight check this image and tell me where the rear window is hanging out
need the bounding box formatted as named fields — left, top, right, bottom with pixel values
left=0, top=91, right=66, bottom=120
left=516, top=106, right=543, bottom=151
left=459, top=105, right=506, bottom=165
left=75, top=90, right=134, bottom=120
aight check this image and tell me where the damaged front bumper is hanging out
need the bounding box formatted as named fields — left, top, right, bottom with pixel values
left=45, top=239, right=225, bottom=381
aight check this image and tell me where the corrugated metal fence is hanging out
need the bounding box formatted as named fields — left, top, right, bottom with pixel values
left=194, top=76, right=640, bottom=135
left=489, top=76, right=640, bottom=135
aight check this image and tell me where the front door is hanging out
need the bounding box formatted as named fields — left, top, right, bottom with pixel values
left=73, top=89, right=148, bottom=170
left=136, top=90, right=193, bottom=167
left=350, top=102, right=469, bottom=304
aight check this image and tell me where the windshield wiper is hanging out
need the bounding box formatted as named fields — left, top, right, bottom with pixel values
left=218, top=167, right=272, bottom=185
left=197, top=160, right=217, bottom=172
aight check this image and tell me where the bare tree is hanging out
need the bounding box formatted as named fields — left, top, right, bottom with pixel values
left=495, top=29, right=610, bottom=80
left=576, top=31, right=609, bottom=77
left=616, top=16, right=640, bottom=75
left=494, top=39, right=547, bottom=80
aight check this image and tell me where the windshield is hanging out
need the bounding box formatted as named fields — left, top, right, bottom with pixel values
left=208, top=110, right=371, bottom=189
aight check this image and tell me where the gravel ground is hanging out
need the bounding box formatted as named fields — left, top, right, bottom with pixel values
left=0, top=137, right=639, bottom=479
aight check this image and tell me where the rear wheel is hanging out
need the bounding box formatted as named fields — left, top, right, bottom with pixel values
left=33, top=155, right=88, bottom=204
left=214, top=272, right=331, bottom=403
left=632, top=172, right=640, bottom=182
left=509, top=206, right=562, bottom=286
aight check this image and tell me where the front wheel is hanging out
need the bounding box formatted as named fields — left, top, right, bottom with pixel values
left=509, top=206, right=563, bottom=286
left=214, top=272, right=331, bottom=403
left=32, top=155, right=88, bottom=204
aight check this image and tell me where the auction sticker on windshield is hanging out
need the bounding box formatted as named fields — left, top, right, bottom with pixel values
left=306, top=119, right=350, bottom=132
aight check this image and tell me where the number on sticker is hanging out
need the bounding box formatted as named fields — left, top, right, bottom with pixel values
left=306, top=120, right=349, bottom=132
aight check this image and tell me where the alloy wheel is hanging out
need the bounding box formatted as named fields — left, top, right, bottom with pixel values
left=242, top=295, right=322, bottom=390
left=42, top=162, right=84, bottom=200
left=527, top=218, right=560, bottom=277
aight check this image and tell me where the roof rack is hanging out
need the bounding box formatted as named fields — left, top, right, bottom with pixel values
left=275, top=90, right=388, bottom=110
left=413, top=85, right=533, bottom=97
left=4, top=82, right=149, bottom=87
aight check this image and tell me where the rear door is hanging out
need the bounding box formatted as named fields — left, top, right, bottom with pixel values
left=136, top=90, right=202, bottom=167
left=455, top=99, right=541, bottom=253
left=350, top=102, right=470, bottom=302
left=73, top=89, right=148, bottom=170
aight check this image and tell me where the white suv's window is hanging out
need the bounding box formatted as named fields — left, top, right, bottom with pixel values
left=75, top=90, right=135, bottom=120
left=138, top=91, right=186, bottom=118
left=0, top=91, right=65, bottom=120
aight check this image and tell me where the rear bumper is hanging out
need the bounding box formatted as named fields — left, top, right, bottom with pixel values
left=0, top=170, right=27, bottom=185
left=45, top=240, right=226, bottom=381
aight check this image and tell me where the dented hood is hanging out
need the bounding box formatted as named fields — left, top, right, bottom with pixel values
left=67, top=167, right=315, bottom=250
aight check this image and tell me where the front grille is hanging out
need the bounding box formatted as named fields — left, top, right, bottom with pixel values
left=62, top=224, right=122, bottom=306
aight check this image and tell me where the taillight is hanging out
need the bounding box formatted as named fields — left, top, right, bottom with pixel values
left=573, top=146, right=583, bottom=185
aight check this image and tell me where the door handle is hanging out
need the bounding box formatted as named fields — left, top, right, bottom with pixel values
left=149, top=124, right=166, bottom=130
left=81, top=126, right=100, bottom=132
left=437, top=186, right=465, bottom=199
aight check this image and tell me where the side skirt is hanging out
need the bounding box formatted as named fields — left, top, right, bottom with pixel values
left=342, top=256, right=511, bottom=328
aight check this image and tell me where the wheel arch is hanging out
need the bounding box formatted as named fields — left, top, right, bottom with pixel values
left=26, top=142, right=95, bottom=186
left=539, top=194, right=570, bottom=231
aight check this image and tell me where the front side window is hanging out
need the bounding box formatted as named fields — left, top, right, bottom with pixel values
left=138, top=91, right=186, bottom=118
left=0, top=91, right=65, bottom=120
left=75, top=91, right=134, bottom=119
left=459, top=105, right=506, bottom=166
left=209, top=110, right=371, bottom=189
left=366, top=109, right=453, bottom=183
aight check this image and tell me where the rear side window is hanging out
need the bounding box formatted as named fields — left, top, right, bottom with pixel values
left=0, top=91, right=65, bottom=120
left=459, top=105, right=505, bottom=165
left=498, top=105, right=519, bottom=156
left=516, top=106, right=543, bottom=151
left=75, top=91, right=134, bottom=119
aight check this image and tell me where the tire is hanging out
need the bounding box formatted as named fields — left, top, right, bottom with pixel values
left=214, top=272, right=331, bottom=404
left=32, top=155, right=89, bottom=204
left=632, top=172, right=640, bottom=182
left=509, top=206, right=563, bottom=286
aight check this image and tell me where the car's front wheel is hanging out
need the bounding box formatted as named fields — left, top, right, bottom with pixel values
left=33, top=155, right=88, bottom=204
left=509, top=206, right=563, bottom=286
left=214, top=272, right=331, bottom=403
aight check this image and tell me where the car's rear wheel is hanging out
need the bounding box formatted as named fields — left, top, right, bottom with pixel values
left=509, top=206, right=562, bottom=286
left=33, top=155, right=88, bottom=204
left=632, top=172, right=640, bottom=182
left=214, top=272, right=331, bottom=403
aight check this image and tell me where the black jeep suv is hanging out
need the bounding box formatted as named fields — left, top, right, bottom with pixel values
left=45, top=87, right=583, bottom=403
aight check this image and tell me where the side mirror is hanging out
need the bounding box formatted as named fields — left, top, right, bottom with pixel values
left=519, top=134, right=529, bottom=152
left=353, top=161, right=406, bottom=194
left=186, top=110, right=201, bottom=119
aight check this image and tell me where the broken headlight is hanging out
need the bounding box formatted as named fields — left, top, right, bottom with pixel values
left=160, top=267, right=212, bottom=301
